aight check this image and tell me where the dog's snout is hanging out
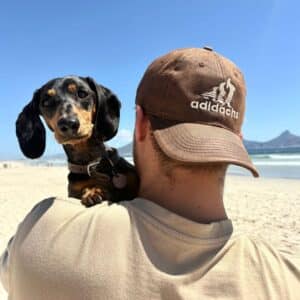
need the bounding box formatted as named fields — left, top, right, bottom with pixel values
left=57, top=117, right=80, bottom=134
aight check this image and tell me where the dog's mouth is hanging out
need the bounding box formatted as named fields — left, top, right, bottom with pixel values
left=53, top=123, right=94, bottom=145
left=55, top=132, right=92, bottom=145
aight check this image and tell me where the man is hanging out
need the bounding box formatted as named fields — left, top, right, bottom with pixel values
left=1, top=47, right=299, bottom=299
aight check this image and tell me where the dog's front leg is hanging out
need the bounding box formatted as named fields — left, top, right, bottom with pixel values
left=81, top=187, right=104, bottom=207
left=68, top=175, right=109, bottom=207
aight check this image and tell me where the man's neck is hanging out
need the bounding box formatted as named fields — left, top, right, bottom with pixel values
left=138, top=168, right=227, bottom=224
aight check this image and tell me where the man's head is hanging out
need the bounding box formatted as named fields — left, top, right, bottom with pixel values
left=134, top=47, right=258, bottom=180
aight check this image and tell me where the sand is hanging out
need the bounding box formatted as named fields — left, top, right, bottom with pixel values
left=0, top=164, right=299, bottom=298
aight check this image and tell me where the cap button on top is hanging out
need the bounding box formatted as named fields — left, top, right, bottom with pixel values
left=203, top=46, right=213, bottom=51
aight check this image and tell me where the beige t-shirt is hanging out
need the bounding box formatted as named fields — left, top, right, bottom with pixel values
left=1, top=197, right=299, bottom=300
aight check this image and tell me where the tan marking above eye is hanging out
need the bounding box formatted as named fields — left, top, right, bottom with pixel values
left=68, top=83, right=77, bottom=93
left=47, top=89, right=56, bottom=96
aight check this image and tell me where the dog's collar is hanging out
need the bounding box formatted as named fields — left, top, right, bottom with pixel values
left=68, top=148, right=120, bottom=176
left=68, top=161, right=101, bottom=176
left=67, top=149, right=127, bottom=189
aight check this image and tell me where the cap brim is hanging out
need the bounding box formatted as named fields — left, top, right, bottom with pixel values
left=149, top=116, right=259, bottom=177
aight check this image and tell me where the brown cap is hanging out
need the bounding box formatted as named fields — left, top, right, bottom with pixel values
left=136, top=47, right=259, bottom=177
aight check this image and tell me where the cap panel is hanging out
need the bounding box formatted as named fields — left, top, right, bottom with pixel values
left=136, top=48, right=246, bottom=133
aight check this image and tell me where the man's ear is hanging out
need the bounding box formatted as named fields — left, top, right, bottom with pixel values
left=15, top=89, right=46, bottom=158
left=85, top=77, right=121, bottom=141
left=135, top=105, right=149, bottom=142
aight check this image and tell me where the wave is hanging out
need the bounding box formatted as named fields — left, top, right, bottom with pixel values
left=251, top=153, right=300, bottom=161
left=268, top=154, right=300, bottom=160
left=253, top=161, right=300, bottom=166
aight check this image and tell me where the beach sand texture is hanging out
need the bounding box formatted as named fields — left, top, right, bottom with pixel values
left=0, top=164, right=299, bottom=299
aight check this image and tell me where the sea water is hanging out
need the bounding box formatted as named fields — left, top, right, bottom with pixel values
left=14, top=153, right=300, bottom=180
left=117, top=154, right=300, bottom=179
left=229, top=153, right=300, bottom=179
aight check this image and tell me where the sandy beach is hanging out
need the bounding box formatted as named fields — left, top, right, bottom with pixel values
left=0, top=163, right=299, bottom=298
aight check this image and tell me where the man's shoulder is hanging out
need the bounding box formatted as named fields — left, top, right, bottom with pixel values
left=228, top=234, right=300, bottom=277
left=42, top=196, right=131, bottom=214
left=231, top=234, right=298, bottom=257
left=34, top=196, right=131, bottom=213
left=23, top=197, right=134, bottom=234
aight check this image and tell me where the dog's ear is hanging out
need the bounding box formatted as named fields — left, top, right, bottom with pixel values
left=85, top=77, right=121, bottom=141
left=16, top=89, right=46, bottom=158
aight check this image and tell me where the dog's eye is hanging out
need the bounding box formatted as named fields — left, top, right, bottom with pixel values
left=81, top=100, right=91, bottom=110
left=42, top=98, right=56, bottom=107
left=78, top=90, right=88, bottom=98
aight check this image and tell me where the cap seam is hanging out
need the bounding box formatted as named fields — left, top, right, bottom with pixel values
left=214, top=51, right=225, bottom=80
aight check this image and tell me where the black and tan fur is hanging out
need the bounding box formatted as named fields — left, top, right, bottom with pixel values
left=16, top=76, right=138, bottom=206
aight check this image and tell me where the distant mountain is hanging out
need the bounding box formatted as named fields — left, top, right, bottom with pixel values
left=43, top=144, right=133, bottom=161
left=244, top=130, right=300, bottom=154
left=118, top=142, right=133, bottom=156
left=45, top=153, right=65, bottom=160
left=43, top=130, right=300, bottom=160
left=118, top=130, right=300, bottom=156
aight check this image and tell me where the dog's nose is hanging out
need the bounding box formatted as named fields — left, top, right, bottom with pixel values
left=57, top=117, right=80, bottom=134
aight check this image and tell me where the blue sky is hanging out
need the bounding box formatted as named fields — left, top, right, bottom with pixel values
left=1, top=0, right=299, bottom=159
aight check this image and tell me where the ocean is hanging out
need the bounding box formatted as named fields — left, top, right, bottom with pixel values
left=122, top=153, right=300, bottom=179
left=8, top=152, right=300, bottom=180
left=229, top=153, right=300, bottom=179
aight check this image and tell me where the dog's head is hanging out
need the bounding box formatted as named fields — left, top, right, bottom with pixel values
left=16, top=76, right=121, bottom=158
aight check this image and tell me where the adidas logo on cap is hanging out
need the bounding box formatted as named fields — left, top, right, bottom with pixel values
left=190, top=78, right=239, bottom=119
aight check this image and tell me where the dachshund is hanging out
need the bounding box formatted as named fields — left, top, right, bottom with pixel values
left=16, top=76, right=138, bottom=207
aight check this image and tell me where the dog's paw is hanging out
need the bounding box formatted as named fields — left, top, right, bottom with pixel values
left=81, top=187, right=104, bottom=207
